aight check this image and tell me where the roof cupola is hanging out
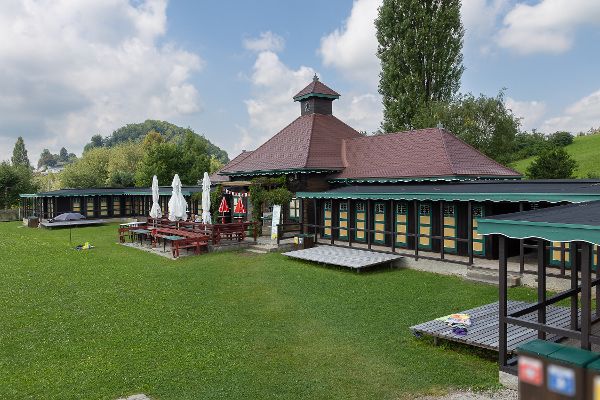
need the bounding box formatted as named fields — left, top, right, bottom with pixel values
left=293, top=75, right=340, bottom=116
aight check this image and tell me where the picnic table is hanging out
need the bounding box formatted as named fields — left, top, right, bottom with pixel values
left=130, top=228, right=152, bottom=246
left=150, top=227, right=210, bottom=258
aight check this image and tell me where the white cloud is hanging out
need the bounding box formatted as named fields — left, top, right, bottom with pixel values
left=541, top=89, right=600, bottom=133
left=319, top=0, right=382, bottom=89
left=461, top=0, right=508, bottom=54
left=243, top=31, right=285, bottom=53
left=505, top=97, right=547, bottom=131
left=497, top=0, right=600, bottom=54
left=0, top=0, right=202, bottom=162
left=243, top=50, right=315, bottom=144
left=336, top=93, right=383, bottom=134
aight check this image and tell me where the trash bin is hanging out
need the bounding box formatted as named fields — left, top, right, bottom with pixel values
left=585, top=358, right=600, bottom=400
left=545, top=345, right=599, bottom=400
left=294, top=234, right=314, bottom=250
left=516, top=339, right=564, bottom=400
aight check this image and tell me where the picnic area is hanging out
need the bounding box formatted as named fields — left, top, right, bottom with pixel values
left=0, top=221, right=541, bottom=399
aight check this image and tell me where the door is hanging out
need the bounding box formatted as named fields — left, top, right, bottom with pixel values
left=113, top=196, right=121, bottom=217
left=549, top=242, right=571, bottom=268
left=374, top=202, right=386, bottom=244
left=323, top=200, right=332, bottom=238
left=443, top=204, right=457, bottom=253
left=472, top=204, right=486, bottom=256
left=418, top=202, right=432, bottom=250
left=338, top=202, right=348, bottom=240
left=354, top=201, right=366, bottom=242
left=99, top=197, right=109, bottom=217
left=86, top=197, right=95, bottom=218
left=395, top=202, right=408, bottom=248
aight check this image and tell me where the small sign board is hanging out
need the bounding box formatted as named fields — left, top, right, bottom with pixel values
left=271, top=205, right=281, bottom=240
left=547, top=364, right=575, bottom=396
left=519, top=356, right=543, bottom=386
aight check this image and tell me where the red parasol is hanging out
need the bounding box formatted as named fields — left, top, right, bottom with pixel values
left=218, top=197, right=230, bottom=213
left=234, top=198, right=246, bottom=214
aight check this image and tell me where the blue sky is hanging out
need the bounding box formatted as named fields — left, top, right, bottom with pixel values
left=1, top=0, right=599, bottom=164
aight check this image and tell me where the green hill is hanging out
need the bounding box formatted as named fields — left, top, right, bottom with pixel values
left=511, top=134, right=600, bottom=178
left=84, top=120, right=229, bottom=163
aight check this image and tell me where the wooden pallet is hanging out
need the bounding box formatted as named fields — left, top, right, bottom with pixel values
left=283, top=245, right=402, bottom=270
left=410, top=300, right=577, bottom=353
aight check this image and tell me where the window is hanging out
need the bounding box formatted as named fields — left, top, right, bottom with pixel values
left=339, top=202, right=348, bottom=212
left=420, top=204, right=430, bottom=215
left=375, top=203, right=385, bottom=213
left=86, top=197, right=95, bottom=217
left=72, top=198, right=81, bottom=212
left=443, top=205, right=455, bottom=217
left=473, top=205, right=483, bottom=218
left=100, top=197, right=108, bottom=216
left=356, top=202, right=365, bottom=212
left=113, top=197, right=121, bottom=216
left=289, top=198, right=300, bottom=219
left=396, top=203, right=406, bottom=214
left=324, top=200, right=332, bottom=210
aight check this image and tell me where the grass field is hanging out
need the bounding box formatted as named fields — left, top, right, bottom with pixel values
left=511, top=134, right=600, bottom=178
left=0, top=222, right=537, bottom=399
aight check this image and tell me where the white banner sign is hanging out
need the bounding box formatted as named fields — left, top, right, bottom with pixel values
left=271, top=205, right=281, bottom=240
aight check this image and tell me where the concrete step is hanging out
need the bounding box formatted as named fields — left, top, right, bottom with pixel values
left=466, top=266, right=521, bottom=287
left=246, top=248, right=269, bottom=254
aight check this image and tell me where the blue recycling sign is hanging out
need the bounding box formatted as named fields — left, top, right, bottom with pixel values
left=547, top=364, right=575, bottom=396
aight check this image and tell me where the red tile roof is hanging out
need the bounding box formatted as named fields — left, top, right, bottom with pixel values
left=220, top=114, right=362, bottom=174
left=211, top=150, right=254, bottom=181
left=333, top=128, right=520, bottom=179
left=293, top=79, right=340, bottom=100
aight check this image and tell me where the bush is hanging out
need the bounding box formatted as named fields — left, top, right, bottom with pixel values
left=526, top=147, right=577, bottom=179
left=548, top=131, right=574, bottom=147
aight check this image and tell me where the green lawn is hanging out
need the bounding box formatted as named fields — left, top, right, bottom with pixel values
left=511, top=134, right=600, bottom=178
left=0, top=222, right=536, bottom=400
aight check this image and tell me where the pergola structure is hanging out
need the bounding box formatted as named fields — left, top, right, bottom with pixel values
left=478, top=201, right=600, bottom=374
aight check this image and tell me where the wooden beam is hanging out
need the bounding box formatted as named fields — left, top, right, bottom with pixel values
left=499, top=236, right=508, bottom=368
left=467, top=201, right=473, bottom=265
left=519, top=202, right=525, bottom=274
left=414, top=199, right=419, bottom=261
left=537, top=239, right=547, bottom=340
left=367, top=199, right=372, bottom=250
left=582, top=242, right=592, bottom=350
left=571, top=242, right=579, bottom=331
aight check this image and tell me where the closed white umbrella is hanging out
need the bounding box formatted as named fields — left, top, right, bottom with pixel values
left=168, top=174, right=188, bottom=221
left=201, top=172, right=212, bottom=224
left=149, top=175, right=162, bottom=221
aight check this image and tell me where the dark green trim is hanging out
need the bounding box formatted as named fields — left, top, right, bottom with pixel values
left=477, top=218, right=600, bottom=245
left=293, top=93, right=339, bottom=102
left=296, top=191, right=600, bottom=204
left=223, top=168, right=338, bottom=177
left=373, top=202, right=387, bottom=244
left=328, top=175, right=522, bottom=184
left=354, top=201, right=367, bottom=242
left=394, top=201, right=408, bottom=248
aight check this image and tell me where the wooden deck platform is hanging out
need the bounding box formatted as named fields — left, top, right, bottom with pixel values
left=410, top=300, right=577, bottom=353
left=40, top=219, right=107, bottom=229
left=283, top=245, right=402, bottom=270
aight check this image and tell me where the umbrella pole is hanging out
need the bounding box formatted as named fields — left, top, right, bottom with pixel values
left=69, top=226, right=72, bottom=244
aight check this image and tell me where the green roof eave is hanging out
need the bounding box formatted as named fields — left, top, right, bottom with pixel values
left=19, top=193, right=38, bottom=198
left=327, top=175, right=522, bottom=184
left=295, top=191, right=600, bottom=204
left=477, top=218, right=600, bottom=245
left=222, top=168, right=338, bottom=177
left=293, top=93, right=339, bottom=102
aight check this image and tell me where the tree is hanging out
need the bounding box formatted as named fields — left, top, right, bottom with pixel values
left=37, top=149, right=57, bottom=169
left=59, top=147, right=69, bottom=162
left=411, top=91, right=520, bottom=165
left=106, top=142, right=143, bottom=187
left=60, top=147, right=111, bottom=188
left=548, top=131, right=574, bottom=147
left=11, top=137, right=31, bottom=168
left=134, top=133, right=181, bottom=187
left=0, top=162, right=37, bottom=209
left=83, top=134, right=104, bottom=152
left=376, top=0, right=464, bottom=131
left=526, top=147, right=577, bottom=179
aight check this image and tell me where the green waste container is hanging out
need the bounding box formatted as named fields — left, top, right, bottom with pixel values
left=545, top=345, right=599, bottom=400
left=517, top=339, right=564, bottom=400
left=586, top=358, right=600, bottom=400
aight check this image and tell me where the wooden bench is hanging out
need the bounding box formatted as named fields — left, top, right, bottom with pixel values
left=172, top=236, right=209, bottom=258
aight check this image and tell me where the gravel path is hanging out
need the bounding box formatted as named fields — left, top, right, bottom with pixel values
left=416, top=389, right=517, bottom=400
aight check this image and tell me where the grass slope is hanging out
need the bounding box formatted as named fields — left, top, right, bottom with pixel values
left=0, top=223, right=536, bottom=399
left=511, top=134, right=600, bottom=178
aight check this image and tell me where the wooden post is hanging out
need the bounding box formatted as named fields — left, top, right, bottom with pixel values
left=582, top=242, right=592, bottom=350
left=348, top=199, right=353, bottom=248
left=414, top=199, right=419, bottom=261
left=519, top=202, right=525, bottom=274
left=367, top=199, right=372, bottom=250
left=330, top=200, right=335, bottom=246
left=391, top=200, right=396, bottom=253
left=313, top=198, right=318, bottom=243
left=537, top=239, right=547, bottom=340
left=499, top=236, right=508, bottom=368
left=467, top=201, right=473, bottom=265
left=439, top=200, right=445, bottom=261
left=571, top=242, right=579, bottom=331
left=596, top=246, right=600, bottom=319
left=560, top=243, right=566, bottom=276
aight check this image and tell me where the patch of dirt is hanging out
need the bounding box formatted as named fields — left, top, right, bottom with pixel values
left=415, top=389, right=517, bottom=400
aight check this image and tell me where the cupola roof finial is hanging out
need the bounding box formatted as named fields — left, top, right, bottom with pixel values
left=313, top=73, right=319, bottom=82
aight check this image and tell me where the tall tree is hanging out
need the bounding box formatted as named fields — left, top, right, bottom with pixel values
left=11, top=137, right=30, bottom=168
left=376, top=0, right=464, bottom=132
left=37, top=149, right=57, bottom=169
left=59, top=147, right=69, bottom=162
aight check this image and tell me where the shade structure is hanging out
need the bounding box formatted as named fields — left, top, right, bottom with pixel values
left=201, top=172, right=212, bottom=224
left=53, top=212, right=85, bottom=221
left=218, top=197, right=230, bottom=213
left=234, top=197, right=246, bottom=214
left=168, top=174, right=188, bottom=221
left=149, top=175, right=162, bottom=219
